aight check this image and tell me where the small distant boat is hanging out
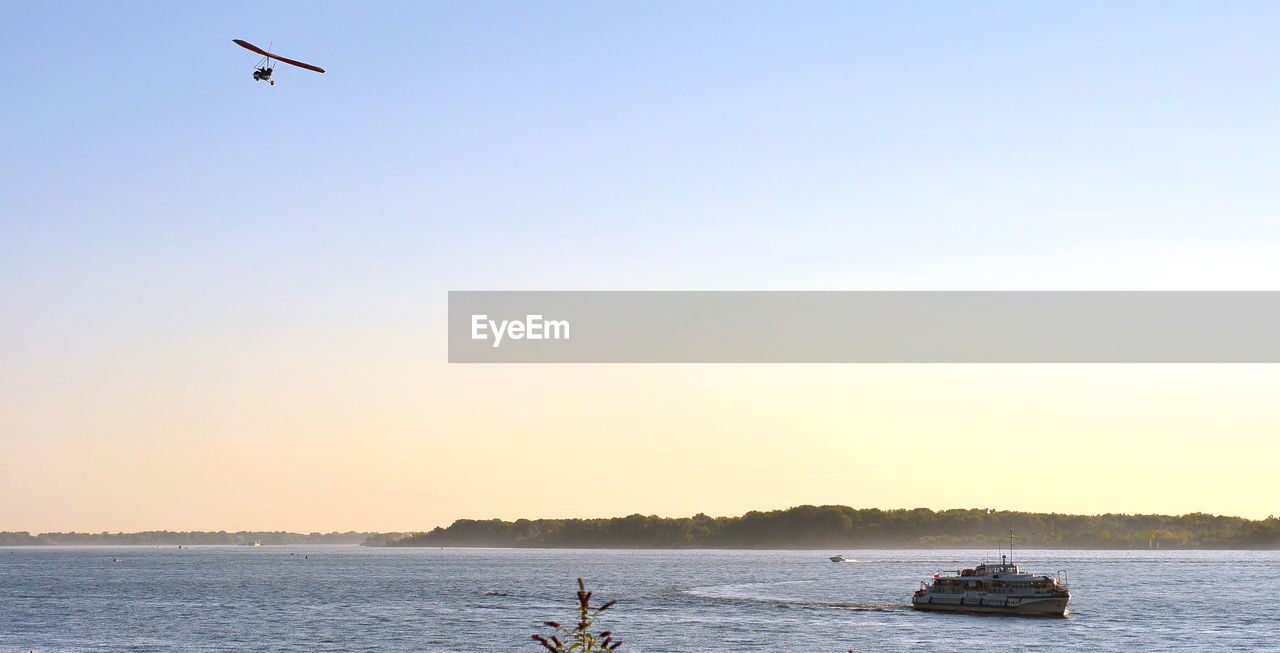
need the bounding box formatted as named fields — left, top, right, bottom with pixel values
left=252, top=540, right=261, bottom=547
left=829, top=554, right=854, bottom=563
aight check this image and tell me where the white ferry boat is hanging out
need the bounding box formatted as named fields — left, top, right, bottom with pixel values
left=911, top=537, right=1070, bottom=616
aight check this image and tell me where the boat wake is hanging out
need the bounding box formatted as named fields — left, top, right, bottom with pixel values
left=684, top=581, right=908, bottom=612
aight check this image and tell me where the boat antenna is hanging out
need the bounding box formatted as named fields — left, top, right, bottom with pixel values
left=1009, top=528, right=1015, bottom=564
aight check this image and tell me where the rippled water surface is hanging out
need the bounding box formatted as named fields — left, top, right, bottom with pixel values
left=3, top=547, right=1277, bottom=651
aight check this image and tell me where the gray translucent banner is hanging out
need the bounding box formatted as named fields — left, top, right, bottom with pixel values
left=448, top=291, right=1280, bottom=363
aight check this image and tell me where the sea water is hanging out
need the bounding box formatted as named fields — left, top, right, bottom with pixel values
left=3, top=547, right=1276, bottom=651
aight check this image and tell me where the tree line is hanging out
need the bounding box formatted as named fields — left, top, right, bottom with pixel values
left=368, top=506, right=1280, bottom=549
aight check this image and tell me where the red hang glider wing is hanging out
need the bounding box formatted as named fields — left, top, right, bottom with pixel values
left=233, top=39, right=325, bottom=73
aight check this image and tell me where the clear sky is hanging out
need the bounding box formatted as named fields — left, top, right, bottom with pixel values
left=3, top=2, right=1280, bottom=531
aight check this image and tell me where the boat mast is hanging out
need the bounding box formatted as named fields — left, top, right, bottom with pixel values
left=1009, top=528, right=1014, bottom=564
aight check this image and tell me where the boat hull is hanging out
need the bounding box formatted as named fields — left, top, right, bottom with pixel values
left=911, top=595, right=1069, bottom=616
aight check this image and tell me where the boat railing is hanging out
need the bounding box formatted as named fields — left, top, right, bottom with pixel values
left=1056, top=570, right=1069, bottom=589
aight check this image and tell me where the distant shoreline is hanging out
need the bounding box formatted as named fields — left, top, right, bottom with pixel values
left=8, top=505, right=1279, bottom=550
left=2, top=540, right=1280, bottom=550
left=0, top=531, right=371, bottom=546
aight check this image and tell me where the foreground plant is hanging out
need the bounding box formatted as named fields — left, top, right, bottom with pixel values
left=531, top=578, right=621, bottom=652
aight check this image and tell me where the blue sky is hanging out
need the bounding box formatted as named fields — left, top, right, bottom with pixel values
left=6, top=2, right=1280, bottom=300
